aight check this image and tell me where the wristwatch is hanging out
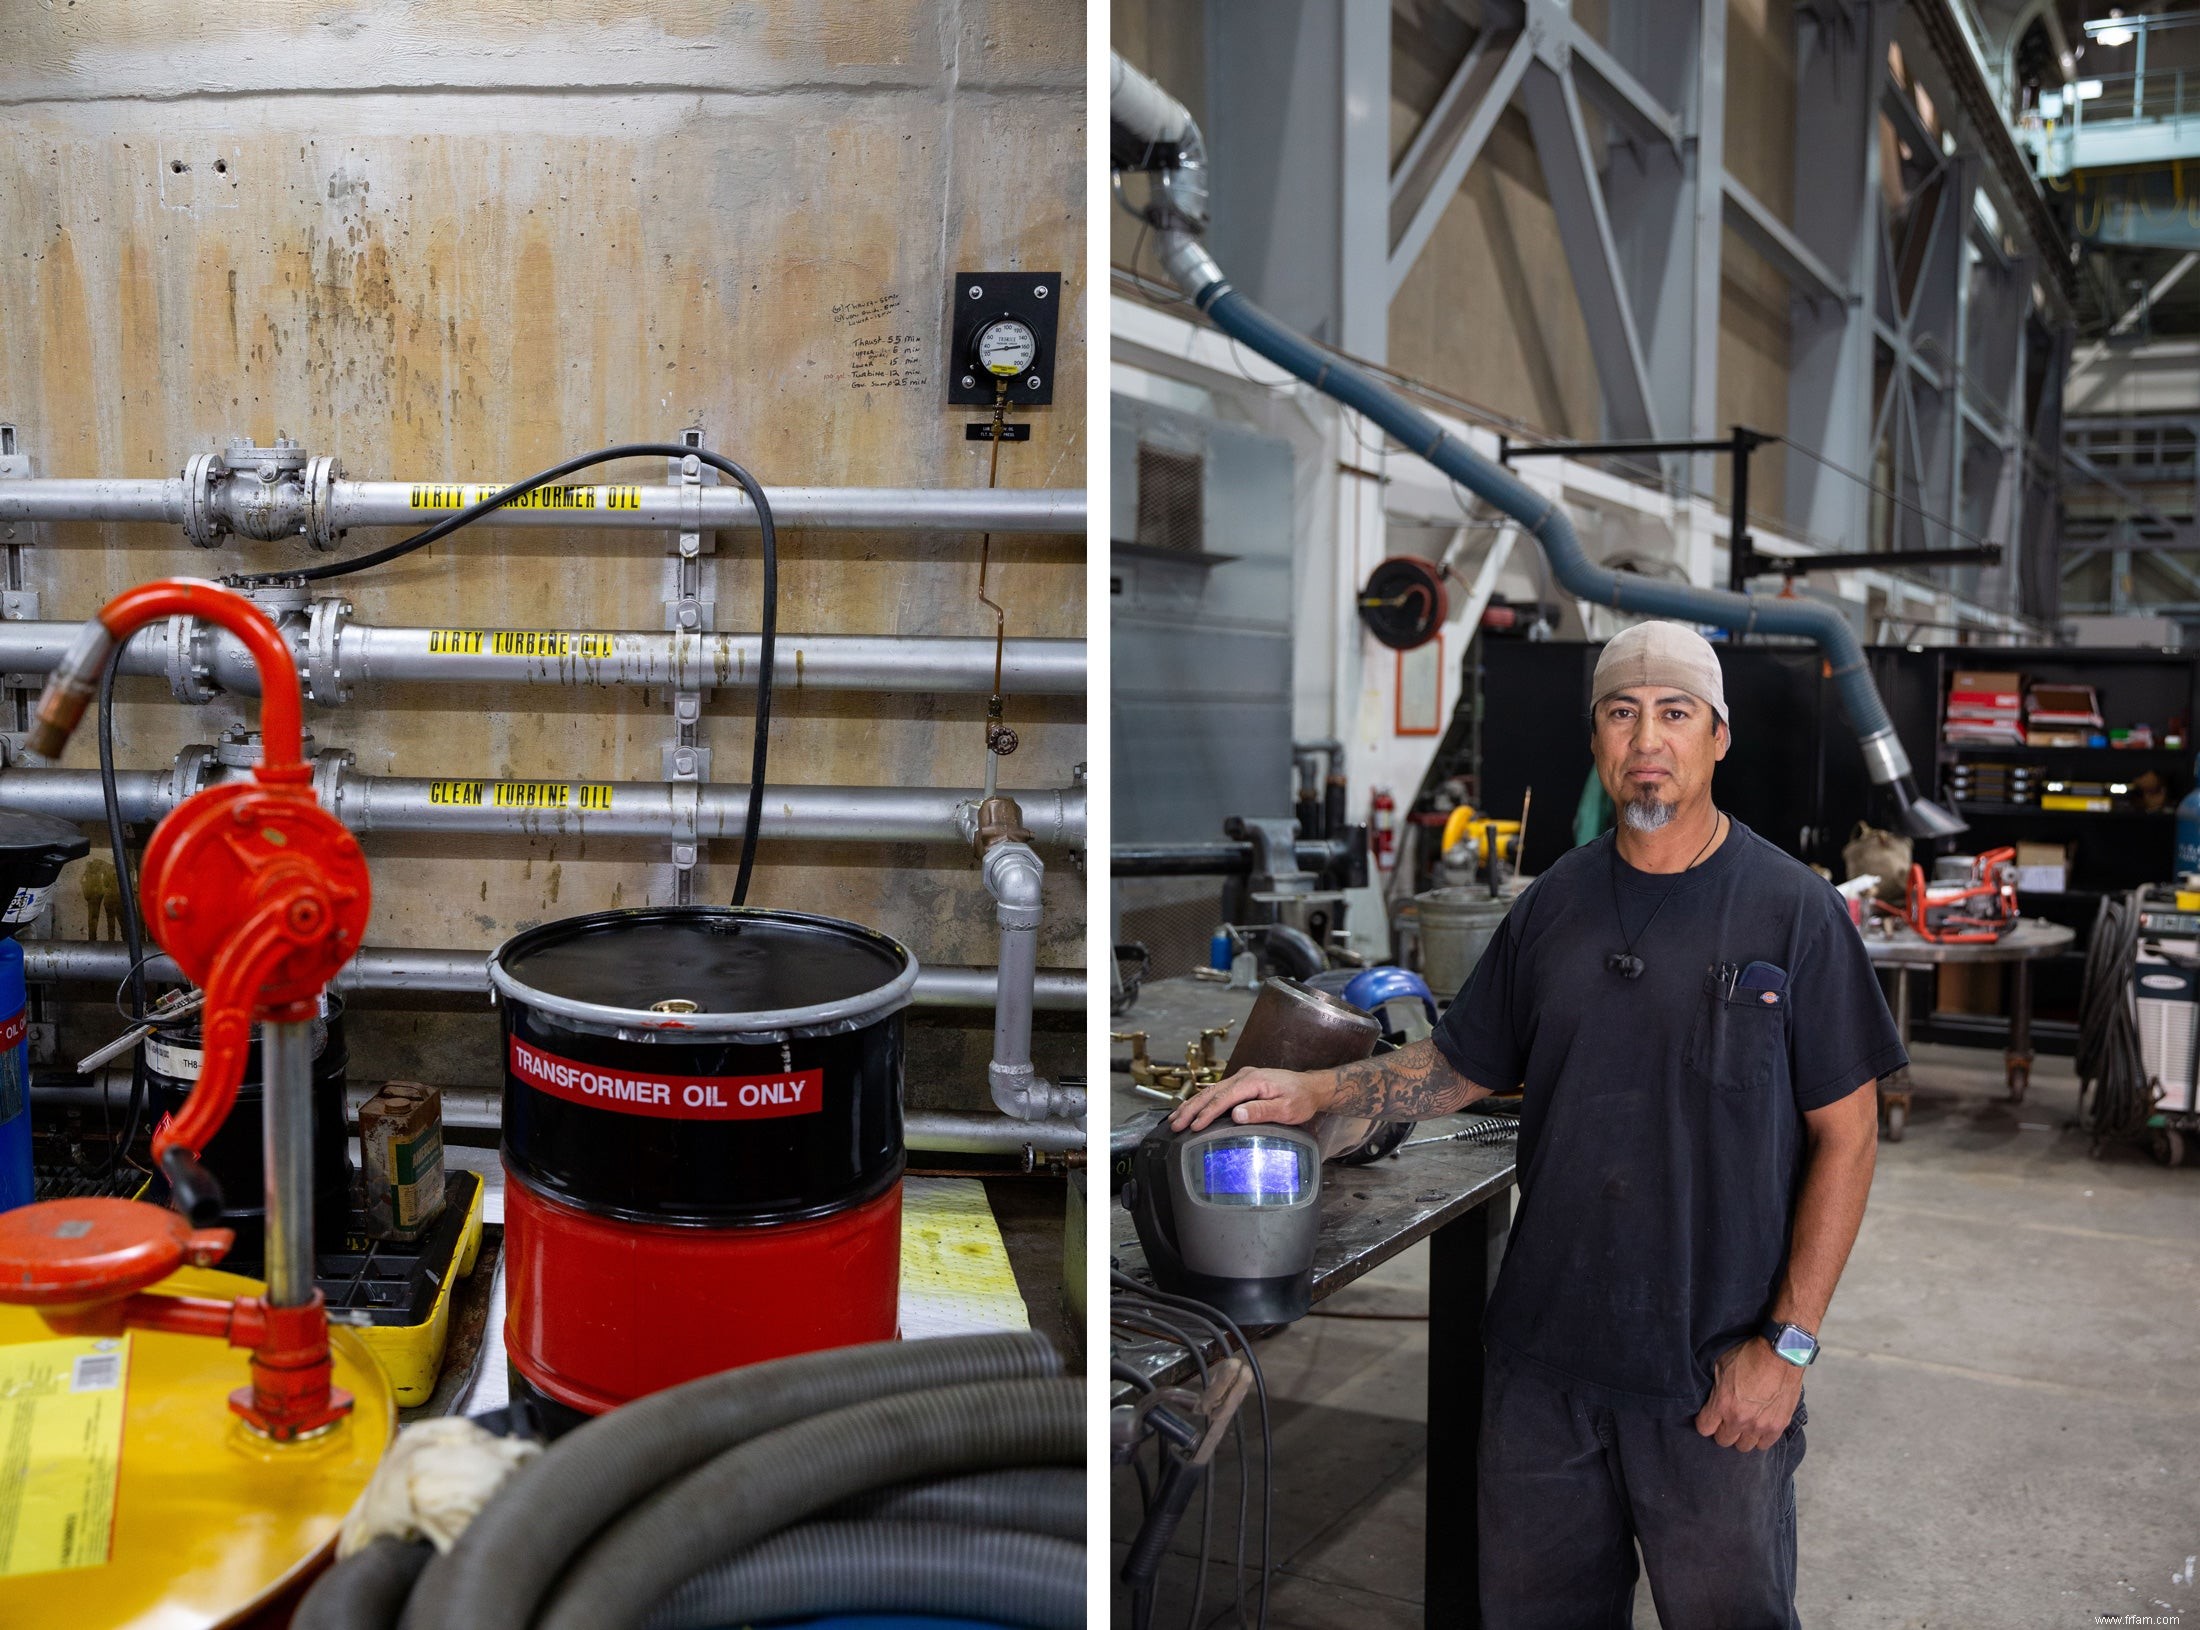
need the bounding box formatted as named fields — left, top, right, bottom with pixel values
left=1760, top=1320, right=1819, bottom=1366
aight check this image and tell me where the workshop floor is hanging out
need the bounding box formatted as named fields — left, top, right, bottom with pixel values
left=1111, top=1044, right=2200, bottom=1628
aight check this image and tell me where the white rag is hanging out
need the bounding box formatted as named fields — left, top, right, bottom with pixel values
left=337, top=1417, right=543, bottom=1558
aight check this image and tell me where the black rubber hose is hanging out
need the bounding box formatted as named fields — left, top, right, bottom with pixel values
left=400, top=1332, right=1060, bottom=1630
left=83, top=632, right=148, bottom=1178
left=830, top=1466, right=1085, bottom=1541
left=224, top=442, right=777, bottom=907
left=535, top=1375, right=1083, bottom=1630
left=1259, top=922, right=1324, bottom=980
left=293, top=1537, right=435, bottom=1630
left=640, top=1520, right=1084, bottom=1630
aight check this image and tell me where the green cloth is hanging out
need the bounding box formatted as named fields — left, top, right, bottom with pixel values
left=1572, top=767, right=1613, bottom=849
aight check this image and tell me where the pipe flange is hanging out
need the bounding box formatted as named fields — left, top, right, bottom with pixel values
left=164, top=614, right=218, bottom=705
left=180, top=451, right=229, bottom=549
left=305, top=455, right=344, bottom=552
left=167, top=744, right=221, bottom=808
left=310, top=747, right=353, bottom=816
left=304, top=596, right=351, bottom=705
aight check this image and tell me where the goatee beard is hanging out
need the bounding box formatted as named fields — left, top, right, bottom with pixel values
left=1620, top=793, right=1675, bottom=833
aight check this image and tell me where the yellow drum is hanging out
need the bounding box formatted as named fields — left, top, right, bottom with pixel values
left=0, top=1265, right=394, bottom=1629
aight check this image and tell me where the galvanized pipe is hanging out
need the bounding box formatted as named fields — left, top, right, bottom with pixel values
left=19, top=940, right=1086, bottom=1011
left=0, top=763, right=1086, bottom=849
left=320, top=1085, right=1083, bottom=1156
left=0, top=621, right=1085, bottom=699
left=0, top=479, right=1083, bottom=536
left=260, top=1019, right=317, bottom=1308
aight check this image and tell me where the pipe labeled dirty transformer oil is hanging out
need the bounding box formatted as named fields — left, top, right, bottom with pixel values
left=491, top=906, right=918, bottom=1415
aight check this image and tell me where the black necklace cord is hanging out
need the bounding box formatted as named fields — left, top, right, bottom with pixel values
left=1605, top=809, right=1726, bottom=979
left=220, top=443, right=778, bottom=908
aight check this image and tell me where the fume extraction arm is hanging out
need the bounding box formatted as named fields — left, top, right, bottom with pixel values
left=1109, top=52, right=1964, bottom=841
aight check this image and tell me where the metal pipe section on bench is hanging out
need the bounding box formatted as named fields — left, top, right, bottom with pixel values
left=1109, top=52, right=1963, bottom=841
left=0, top=479, right=1085, bottom=537
left=19, top=939, right=1087, bottom=1010
left=0, top=619, right=1086, bottom=700
left=0, top=763, right=1087, bottom=850
left=1110, top=835, right=1364, bottom=878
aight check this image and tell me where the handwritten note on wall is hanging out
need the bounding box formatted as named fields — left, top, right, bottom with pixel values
left=834, top=293, right=929, bottom=392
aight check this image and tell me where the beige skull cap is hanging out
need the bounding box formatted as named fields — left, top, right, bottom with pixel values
left=1591, top=621, right=1729, bottom=729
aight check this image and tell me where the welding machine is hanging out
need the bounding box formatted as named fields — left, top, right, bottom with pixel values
left=2136, top=886, right=2200, bottom=1113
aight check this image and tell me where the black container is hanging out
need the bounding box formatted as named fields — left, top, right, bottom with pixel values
left=146, top=995, right=353, bottom=1262
left=0, top=811, right=89, bottom=942
left=490, top=908, right=916, bottom=1225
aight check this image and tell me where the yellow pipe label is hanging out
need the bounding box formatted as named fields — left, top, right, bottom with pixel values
left=0, top=1335, right=129, bottom=1577
left=428, top=780, right=612, bottom=810
left=408, top=484, right=642, bottom=511
left=427, top=631, right=617, bottom=659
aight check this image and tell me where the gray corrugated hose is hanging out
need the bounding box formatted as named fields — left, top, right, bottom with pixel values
left=832, top=1465, right=1085, bottom=1541
left=400, top=1332, right=1061, bottom=1630
left=641, top=1520, right=1084, bottom=1630
left=537, top=1375, right=1084, bottom=1630
left=294, top=1537, right=435, bottom=1630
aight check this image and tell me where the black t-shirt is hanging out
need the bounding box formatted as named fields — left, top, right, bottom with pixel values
left=1431, top=818, right=1905, bottom=1414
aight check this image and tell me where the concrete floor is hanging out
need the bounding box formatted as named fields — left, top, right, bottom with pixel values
left=1112, top=1043, right=2200, bottom=1627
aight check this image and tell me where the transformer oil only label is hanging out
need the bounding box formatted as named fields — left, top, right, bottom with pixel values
left=0, top=1334, right=129, bottom=1578
left=428, top=630, right=617, bottom=660
left=409, top=483, right=642, bottom=511
left=510, top=1036, right=824, bottom=1121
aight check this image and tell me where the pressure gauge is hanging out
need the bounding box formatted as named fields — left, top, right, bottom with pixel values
left=976, top=318, right=1038, bottom=379
left=947, top=272, right=1060, bottom=405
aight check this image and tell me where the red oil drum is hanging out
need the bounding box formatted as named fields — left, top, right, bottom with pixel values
left=489, top=907, right=917, bottom=1415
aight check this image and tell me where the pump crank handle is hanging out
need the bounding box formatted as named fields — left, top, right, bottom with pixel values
left=159, top=1146, right=226, bottom=1227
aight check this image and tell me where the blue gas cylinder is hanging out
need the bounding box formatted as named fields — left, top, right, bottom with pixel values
left=0, top=936, right=28, bottom=1211
left=2179, top=755, right=2200, bottom=879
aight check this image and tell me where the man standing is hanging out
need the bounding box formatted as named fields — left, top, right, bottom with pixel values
left=1171, top=621, right=1900, bottom=1629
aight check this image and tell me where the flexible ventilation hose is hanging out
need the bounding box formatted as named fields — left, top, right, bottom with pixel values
left=536, top=1375, right=1084, bottom=1630
left=833, top=1465, right=1085, bottom=1541
left=294, top=1537, right=434, bottom=1630
left=1110, top=51, right=1962, bottom=841
left=641, top=1520, right=1085, bottom=1630
left=401, top=1331, right=1062, bottom=1630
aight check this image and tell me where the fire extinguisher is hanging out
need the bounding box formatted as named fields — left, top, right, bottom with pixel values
left=1369, top=786, right=1397, bottom=874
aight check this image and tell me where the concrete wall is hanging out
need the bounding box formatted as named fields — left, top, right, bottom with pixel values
left=0, top=2, right=1086, bottom=1100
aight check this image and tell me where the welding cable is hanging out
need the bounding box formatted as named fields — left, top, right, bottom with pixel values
left=533, top=1375, right=1083, bottom=1630
left=225, top=443, right=778, bottom=907
left=400, top=1331, right=1060, bottom=1630
left=2078, top=890, right=2154, bottom=1145
left=1115, top=1270, right=1273, bottom=1630
left=293, top=1538, right=435, bottom=1630
left=1113, top=1299, right=1226, bottom=1630
left=640, top=1520, right=1083, bottom=1630
left=829, top=1465, right=1084, bottom=1542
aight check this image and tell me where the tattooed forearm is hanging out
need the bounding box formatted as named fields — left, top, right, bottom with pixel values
left=1321, top=1038, right=1487, bottom=1121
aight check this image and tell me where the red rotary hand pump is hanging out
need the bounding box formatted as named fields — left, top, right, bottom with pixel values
left=0, top=579, right=371, bottom=1440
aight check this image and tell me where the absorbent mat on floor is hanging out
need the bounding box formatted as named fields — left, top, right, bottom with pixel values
left=900, top=1176, right=1029, bottom=1338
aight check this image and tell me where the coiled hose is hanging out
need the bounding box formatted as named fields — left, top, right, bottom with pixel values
left=293, top=1333, right=1072, bottom=1630
left=537, top=1375, right=1084, bottom=1630
left=2077, top=890, right=2155, bottom=1146
left=295, top=1537, right=434, bottom=1630
left=834, top=1465, right=1085, bottom=1540
left=641, top=1520, right=1084, bottom=1630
